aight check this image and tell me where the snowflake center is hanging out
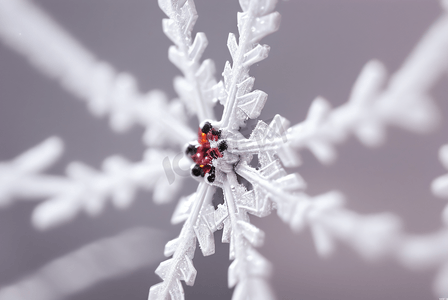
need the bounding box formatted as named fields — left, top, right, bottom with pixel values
left=185, top=122, right=228, bottom=183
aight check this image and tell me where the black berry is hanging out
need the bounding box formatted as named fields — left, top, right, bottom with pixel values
left=218, top=141, right=227, bottom=153
left=192, top=164, right=202, bottom=177
left=207, top=167, right=216, bottom=183
left=212, top=129, right=221, bottom=139
left=201, top=122, right=212, bottom=134
left=185, top=144, right=197, bottom=156
left=207, top=174, right=215, bottom=183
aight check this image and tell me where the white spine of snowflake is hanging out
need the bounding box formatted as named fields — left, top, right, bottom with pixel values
left=1, top=0, right=448, bottom=299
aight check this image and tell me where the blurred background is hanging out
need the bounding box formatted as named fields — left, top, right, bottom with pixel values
left=0, top=0, right=447, bottom=299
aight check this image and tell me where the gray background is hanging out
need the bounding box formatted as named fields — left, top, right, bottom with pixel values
left=1, top=0, right=447, bottom=299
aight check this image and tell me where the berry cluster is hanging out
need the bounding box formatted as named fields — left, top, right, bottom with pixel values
left=185, top=122, right=227, bottom=183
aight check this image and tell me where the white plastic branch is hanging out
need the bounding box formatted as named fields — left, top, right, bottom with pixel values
left=0, top=227, right=166, bottom=300
left=31, top=149, right=183, bottom=230
left=0, top=0, right=195, bottom=147
left=218, top=0, right=281, bottom=130
left=232, top=118, right=308, bottom=219
left=158, top=0, right=220, bottom=122
left=223, top=173, right=275, bottom=300
left=149, top=183, right=216, bottom=300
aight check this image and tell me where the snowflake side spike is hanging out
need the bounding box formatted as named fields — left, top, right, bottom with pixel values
left=218, top=0, right=281, bottom=130
left=149, top=183, right=216, bottom=300
left=0, top=137, right=64, bottom=207
left=159, top=0, right=222, bottom=121
left=431, top=144, right=448, bottom=225
left=227, top=109, right=335, bottom=166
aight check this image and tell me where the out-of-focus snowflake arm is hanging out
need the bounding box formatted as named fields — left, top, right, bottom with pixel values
left=397, top=141, right=448, bottom=296
left=427, top=143, right=448, bottom=295
left=32, top=149, right=184, bottom=230
left=158, top=0, right=221, bottom=122
left=0, top=227, right=166, bottom=300
left=222, top=172, right=275, bottom=300
left=218, top=0, right=281, bottom=130
left=0, top=0, right=195, bottom=147
left=149, top=183, right=216, bottom=300
left=398, top=228, right=448, bottom=297
left=302, top=191, right=448, bottom=296
left=0, top=138, right=182, bottom=229
left=287, top=9, right=448, bottom=163
left=305, top=203, right=403, bottom=260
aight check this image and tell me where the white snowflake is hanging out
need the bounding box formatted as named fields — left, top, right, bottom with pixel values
left=1, top=0, right=448, bottom=300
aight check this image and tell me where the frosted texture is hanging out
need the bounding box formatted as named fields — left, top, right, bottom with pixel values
left=1, top=0, right=448, bottom=299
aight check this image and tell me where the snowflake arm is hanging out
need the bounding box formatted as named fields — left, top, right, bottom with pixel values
left=32, top=149, right=184, bottom=230
left=218, top=0, right=281, bottom=130
left=229, top=8, right=448, bottom=167
left=232, top=114, right=402, bottom=260
left=286, top=9, right=448, bottom=161
left=223, top=172, right=275, bottom=300
left=398, top=229, right=448, bottom=297
left=0, top=138, right=182, bottom=230
left=0, top=0, right=195, bottom=147
left=149, top=183, right=216, bottom=300
left=3, top=0, right=448, bottom=299
left=158, top=0, right=220, bottom=122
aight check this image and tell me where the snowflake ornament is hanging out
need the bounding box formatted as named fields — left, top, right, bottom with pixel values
left=150, top=0, right=448, bottom=299
left=1, top=0, right=448, bottom=300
